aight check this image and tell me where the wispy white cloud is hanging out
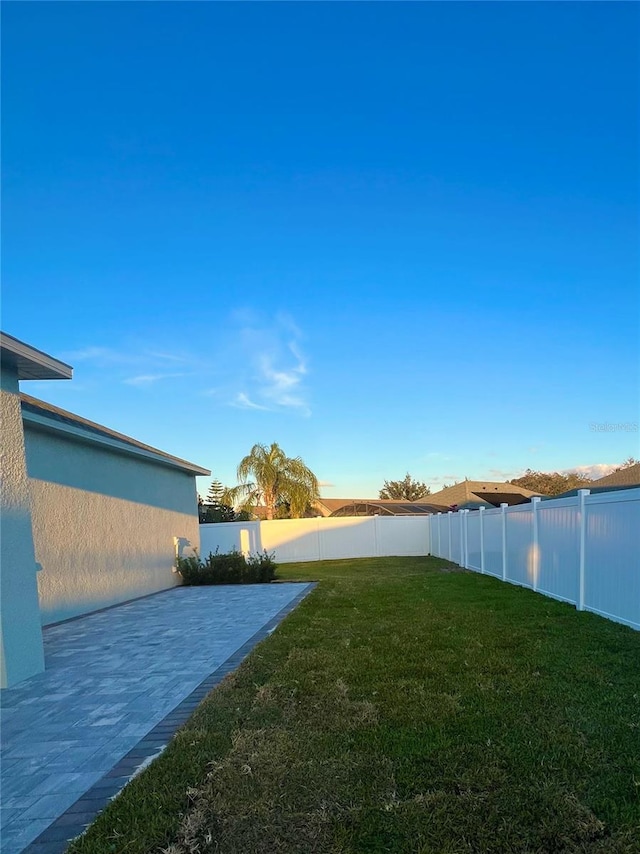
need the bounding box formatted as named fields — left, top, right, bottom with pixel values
left=123, top=373, right=188, bottom=387
left=563, top=463, right=617, bottom=480
left=257, top=350, right=308, bottom=413
left=145, top=350, right=193, bottom=364
left=231, top=392, right=271, bottom=411
left=64, top=346, right=121, bottom=364
left=62, top=342, right=204, bottom=392
left=65, top=344, right=197, bottom=368
left=225, top=310, right=312, bottom=416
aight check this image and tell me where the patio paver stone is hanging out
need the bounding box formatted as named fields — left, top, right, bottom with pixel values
left=0, top=582, right=314, bottom=854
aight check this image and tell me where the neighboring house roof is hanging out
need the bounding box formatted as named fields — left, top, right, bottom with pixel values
left=313, top=498, right=362, bottom=516
left=315, top=486, right=541, bottom=517
left=21, top=394, right=210, bottom=477
left=1, top=332, right=73, bottom=381
left=330, top=500, right=446, bottom=517
left=459, top=492, right=535, bottom=509
left=423, top=481, right=543, bottom=509
left=589, top=463, right=640, bottom=489
left=551, top=463, right=640, bottom=500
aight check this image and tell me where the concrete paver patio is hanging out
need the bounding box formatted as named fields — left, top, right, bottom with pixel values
left=0, top=582, right=314, bottom=854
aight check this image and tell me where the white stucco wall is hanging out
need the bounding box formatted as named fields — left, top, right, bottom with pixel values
left=0, top=367, right=45, bottom=686
left=24, top=424, right=201, bottom=625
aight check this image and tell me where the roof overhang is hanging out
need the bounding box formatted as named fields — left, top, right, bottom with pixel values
left=1, top=332, right=73, bottom=380
left=21, top=398, right=210, bottom=478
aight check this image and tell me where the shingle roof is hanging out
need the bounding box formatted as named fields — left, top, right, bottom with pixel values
left=423, top=481, right=543, bottom=508
left=313, top=498, right=359, bottom=515
left=590, top=463, right=640, bottom=488
left=21, top=393, right=210, bottom=476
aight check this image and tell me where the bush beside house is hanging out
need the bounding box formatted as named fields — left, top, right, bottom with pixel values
left=176, top=549, right=277, bottom=585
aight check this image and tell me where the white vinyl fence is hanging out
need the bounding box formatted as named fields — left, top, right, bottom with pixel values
left=429, top=489, right=640, bottom=630
left=199, top=489, right=639, bottom=631
left=200, top=515, right=430, bottom=565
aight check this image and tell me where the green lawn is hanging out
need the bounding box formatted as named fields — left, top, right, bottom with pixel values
left=69, top=557, right=640, bottom=853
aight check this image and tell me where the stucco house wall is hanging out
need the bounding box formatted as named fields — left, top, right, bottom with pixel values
left=24, top=415, right=204, bottom=626
left=0, top=366, right=45, bottom=686
left=1, top=331, right=210, bottom=687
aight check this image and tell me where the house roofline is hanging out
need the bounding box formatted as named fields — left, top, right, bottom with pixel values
left=1, top=332, right=73, bottom=381
left=21, top=394, right=210, bottom=477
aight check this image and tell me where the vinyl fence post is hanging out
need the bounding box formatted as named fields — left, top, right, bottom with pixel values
left=437, top=513, right=442, bottom=557
left=531, top=497, right=541, bottom=592
left=501, top=503, right=508, bottom=581
left=479, top=506, right=485, bottom=574
left=463, top=509, right=469, bottom=568
left=447, top=511, right=453, bottom=561
left=577, top=489, right=590, bottom=611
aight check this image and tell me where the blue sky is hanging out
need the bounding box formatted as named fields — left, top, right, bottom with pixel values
left=3, top=2, right=638, bottom=498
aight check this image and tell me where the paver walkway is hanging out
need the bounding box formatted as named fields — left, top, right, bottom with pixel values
left=0, top=582, right=314, bottom=854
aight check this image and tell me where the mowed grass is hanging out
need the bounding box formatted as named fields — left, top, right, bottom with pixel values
left=69, top=557, right=640, bottom=854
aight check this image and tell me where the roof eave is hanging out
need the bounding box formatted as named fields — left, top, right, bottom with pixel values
left=22, top=408, right=210, bottom=477
left=1, top=332, right=73, bottom=381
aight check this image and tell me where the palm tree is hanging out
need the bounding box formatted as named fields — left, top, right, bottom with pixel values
left=223, top=442, right=320, bottom=520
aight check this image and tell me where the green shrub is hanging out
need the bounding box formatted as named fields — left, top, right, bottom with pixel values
left=174, top=554, right=203, bottom=585
left=176, top=548, right=277, bottom=586
left=202, top=548, right=247, bottom=584
left=246, top=549, right=278, bottom=583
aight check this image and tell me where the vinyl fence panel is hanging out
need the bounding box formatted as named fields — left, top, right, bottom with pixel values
left=374, top=516, right=430, bottom=556
left=199, top=520, right=262, bottom=557
left=450, top=512, right=463, bottom=566
left=537, top=496, right=581, bottom=604
left=198, top=491, right=639, bottom=631
left=505, top=504, right=535, bottom=588
left=466, top=510, right=482, bottom=572
left=436, top=488, right=639, bottom=631
left=202, top=516, right=431, bottom=565
left=260, top=518, right=324, bottom=563
left=583, top=490, right=640, bottom=630
left=482, top=508, right=504, bottom=578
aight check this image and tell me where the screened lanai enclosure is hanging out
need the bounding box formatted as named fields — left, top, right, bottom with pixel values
left=329, top=500, right=444, bottom=517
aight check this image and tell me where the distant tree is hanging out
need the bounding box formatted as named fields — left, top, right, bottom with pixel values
left=509, top=469, right=593, bottom=496
left=611, top=456, right=639, bottom=472
left=224, top=442, right=320, bottom=520
left=379, top=473, right=431, bottom=501
left=200, top=478, right=237, bottom=523
left=206, top=479, right=226, bottom=505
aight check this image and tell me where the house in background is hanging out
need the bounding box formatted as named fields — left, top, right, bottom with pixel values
left=413, top=480, right=544, bottom=511
left=327, top=499, right=448, bottom=517
left=551, top=462, right=640, bottom=499
left=1, top=332, right=209, bottom=688
left=312, top=483, right=544, bottom=518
